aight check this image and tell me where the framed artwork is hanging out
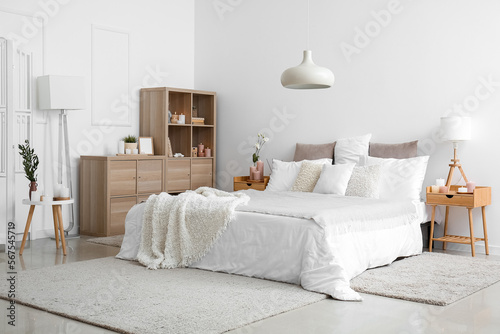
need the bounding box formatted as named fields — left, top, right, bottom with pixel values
left=138, top=137, right=154, bottom=155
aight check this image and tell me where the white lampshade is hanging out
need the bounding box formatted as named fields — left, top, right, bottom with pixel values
left=37, top=75, right=85, bottom=110
left=440, top=116, right=472, bottom=142
left=281, top=50, right=335, bottom=89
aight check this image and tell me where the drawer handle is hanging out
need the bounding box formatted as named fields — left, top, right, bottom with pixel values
left=446, top=195, right=454, bottom=199
left=246, top=183, right=252, bottom=186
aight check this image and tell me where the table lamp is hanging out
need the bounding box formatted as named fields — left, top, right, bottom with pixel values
left=440, top=116, right=471, bottom=188
left=37, top=75, right=85, bottom=237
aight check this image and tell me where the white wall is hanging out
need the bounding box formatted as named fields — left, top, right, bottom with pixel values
left=0, top=0, right=194, bottom=238
left=195, top=0, right=500, bottom=254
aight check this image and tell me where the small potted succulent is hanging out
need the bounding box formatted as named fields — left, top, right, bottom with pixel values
left=123, top=135, right=138, bottom=152
left=18, top=139, right=39, bottom=200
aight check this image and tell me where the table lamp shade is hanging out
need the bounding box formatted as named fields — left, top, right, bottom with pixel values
left=440, top=116, right=471, bottom=142
left=37, top=75, right=85, bottom=110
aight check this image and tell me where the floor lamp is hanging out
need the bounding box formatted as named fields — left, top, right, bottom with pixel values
left=440, top=116, right=472, bottom=188
left=37, top=75, right=85, bottom=237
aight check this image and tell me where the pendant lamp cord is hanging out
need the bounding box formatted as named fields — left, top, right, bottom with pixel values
left=307, top=0, right=310, bottom=50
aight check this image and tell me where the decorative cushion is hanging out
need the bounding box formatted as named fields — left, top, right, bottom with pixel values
left=291, top=161, right=324, bottom=192
left=334, top=134, right=371, bottom=165
left=293, top=142, right=336, bottom=162
left=345, top=165, right=382, bottom=198
left=266, top=158, right=333, bottom=192
left=360, top=155, right=430, bottom=201
left=369, top=140, right=418, bottom=159
left=313, top=163, right=356, bottom=195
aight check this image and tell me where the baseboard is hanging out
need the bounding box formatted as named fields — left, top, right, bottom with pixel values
left=443, top=243, right=500, bottom=256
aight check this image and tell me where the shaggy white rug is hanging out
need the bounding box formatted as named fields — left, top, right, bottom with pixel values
left=0, top=257, right=326, bottom=333
left=351, top=252, right=500, bottom=306
left=86, top=235, right=124, bottom=248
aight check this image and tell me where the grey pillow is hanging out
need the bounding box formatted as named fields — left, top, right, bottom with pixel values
left=293, top=142, right=336, bottom=162
left=369, top=140, right=418, bottom=159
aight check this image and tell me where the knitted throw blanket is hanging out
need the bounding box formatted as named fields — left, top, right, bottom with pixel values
left=137, top=187, right=249, bottom=270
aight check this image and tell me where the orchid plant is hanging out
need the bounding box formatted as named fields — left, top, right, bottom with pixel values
left=252, top=133, right=269, bottom=165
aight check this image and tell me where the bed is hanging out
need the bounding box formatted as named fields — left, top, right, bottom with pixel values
left=117, top=135, right=436, bottom=301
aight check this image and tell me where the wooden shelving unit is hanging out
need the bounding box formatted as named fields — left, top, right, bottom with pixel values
left=140, top=87, right=216, bottom=193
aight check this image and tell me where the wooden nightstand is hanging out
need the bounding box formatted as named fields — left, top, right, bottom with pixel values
left=426, top=185, right=491, bottom=257
left=233, top=176, right=270, bottom=191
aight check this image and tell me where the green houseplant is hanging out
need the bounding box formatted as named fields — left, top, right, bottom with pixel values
left=18, top=139, right=39, bottom=200
left=123, top=135, right=138, bottom=153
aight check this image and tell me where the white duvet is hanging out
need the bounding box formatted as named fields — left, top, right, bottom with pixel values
left=117, top=190, right=423, bottom=301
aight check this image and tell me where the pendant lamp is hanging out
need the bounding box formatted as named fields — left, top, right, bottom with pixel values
left=281, top=0, right=334, bottom=89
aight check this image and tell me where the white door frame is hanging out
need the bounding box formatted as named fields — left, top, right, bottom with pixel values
left=4, top=38, right=15, bottom=250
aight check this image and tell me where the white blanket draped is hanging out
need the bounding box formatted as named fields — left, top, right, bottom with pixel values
left=137, top=187, right=249, bottom=269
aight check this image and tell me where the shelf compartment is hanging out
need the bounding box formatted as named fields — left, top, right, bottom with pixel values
left=192, top=127, right=214, bottom=157
left=193, top=93, right=215, bottom=125
left=432, top=235, right=485, bottom=244
left=168, top=125, right=191, bottom=157
left=169, top=91, right=192, bottom=124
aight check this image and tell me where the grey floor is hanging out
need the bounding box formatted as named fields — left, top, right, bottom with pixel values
left=1, top=237, right=499, bottom=334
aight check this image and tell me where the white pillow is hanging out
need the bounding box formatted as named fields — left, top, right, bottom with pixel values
left=334, top=133, right=371, bottom=165
left=266, top=158, right=332, bottom=192
left=361, top=155, right=430, bottom=201
left=313, top=163, right=355, bottom=195
left=345, top=165, right=381, bottom=198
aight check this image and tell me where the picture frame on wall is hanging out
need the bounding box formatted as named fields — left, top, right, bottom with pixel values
left=138, top=137, right=154, bottom=155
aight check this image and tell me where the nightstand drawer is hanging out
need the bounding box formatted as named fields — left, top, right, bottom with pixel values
left=233, top=176, right=269, bottom=191
left=426, top=193, right=474, bottom=207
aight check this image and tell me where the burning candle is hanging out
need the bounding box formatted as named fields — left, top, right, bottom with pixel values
left=198, top=143, right=204, bottom=154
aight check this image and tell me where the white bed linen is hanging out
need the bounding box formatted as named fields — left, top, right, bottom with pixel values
left=117, top=192, right=424, bottom=301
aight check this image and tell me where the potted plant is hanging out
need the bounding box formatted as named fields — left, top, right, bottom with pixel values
left=18, top=139, right=39, bottom=200
left=123, top=135, right=138, bottom=152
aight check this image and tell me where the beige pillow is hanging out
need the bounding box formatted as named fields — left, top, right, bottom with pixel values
left=293, top=142, right=336, bottom=161
left=291, top=161, right=324, bottom=192
left=369, top=140, right=418, bottom=159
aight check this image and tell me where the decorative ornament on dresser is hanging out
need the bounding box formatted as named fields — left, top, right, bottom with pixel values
left=123, top=135, right=138, bottom=154
left=249, top=133, right=269, bottom=181
left=18, top=139, right=39, bottom=200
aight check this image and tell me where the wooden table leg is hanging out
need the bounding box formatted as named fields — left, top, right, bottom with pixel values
left=56, top=205, right=67, bottom=256
left=482, top=206, right=489, bottom=255
left=429, top=205, right=436, bottom=252
left=52, top=206, right=60, bottom=249
left=443, top=206, right=450, bottom=250
left=20, top=205, right=36, bottom=256
left=468, top=208, right=475, bottom=257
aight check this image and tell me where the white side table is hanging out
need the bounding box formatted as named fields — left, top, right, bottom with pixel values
left=20, top=198, right=74, bottom=256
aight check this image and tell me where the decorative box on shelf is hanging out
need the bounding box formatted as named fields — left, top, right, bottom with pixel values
left=192, top=117, right=205, bottom=125
left=233, top=176, right=270, bottom=191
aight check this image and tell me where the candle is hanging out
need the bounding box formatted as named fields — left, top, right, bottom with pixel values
left=205, top=148, right=211, bottom=157
left=125, top=148, right=132, bottom=154
left=252, top=171, right=260, bottom=180
left=466, top=181, right=476, bottom=192
left=458, top=187, right=468, bottom=193
left=436, top=178, right=445, bottom=187
left=249, top=166, right=257, bottom=180
left=31, top=191, right=39, bottom=201
left=198, top=143, right=204, bottom=154
left=439, top=186, right=448, bottom=193
left=178, top=114, right=185, bottom=124
left=198, top=152, right=205, bottom=157
left=118, top=141, right=125, bottom=154
left=54, top=184, right=62, bottom=197
left=61, top=187, right=70, bottom=198
left=133, top=148, right=139, bottom=154
left=431, top=185, right=439, bottom=193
